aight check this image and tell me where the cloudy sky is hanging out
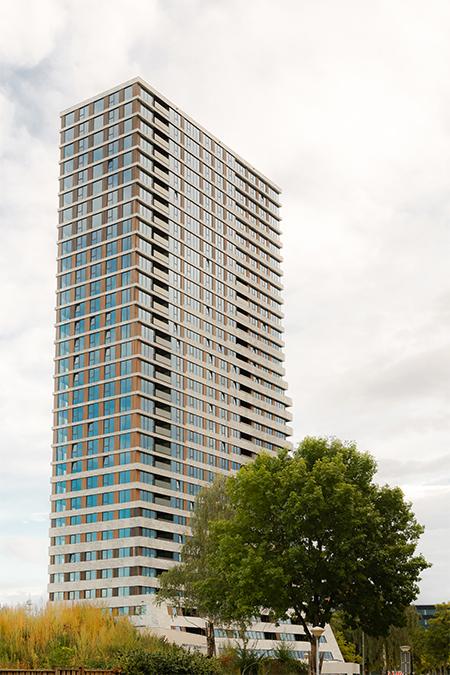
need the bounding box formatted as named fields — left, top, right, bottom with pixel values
left=0, top=0, right=448, bottom=606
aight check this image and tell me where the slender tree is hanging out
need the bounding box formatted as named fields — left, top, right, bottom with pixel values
left=157, top=475, right=237, bottom=657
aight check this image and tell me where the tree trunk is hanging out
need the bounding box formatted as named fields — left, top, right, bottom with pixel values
left=205, top=619, right=216, bottom=658
left=296, top=613, right=314, bottom=675
left=382, top=642, right=387, bottom=675
left=310, top=635, right=317, bottom=675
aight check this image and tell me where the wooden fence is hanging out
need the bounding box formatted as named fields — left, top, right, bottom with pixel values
left=0, top=670, right=119, bottom=675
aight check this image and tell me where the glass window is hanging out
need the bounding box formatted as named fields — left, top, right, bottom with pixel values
left=94, top=99, right=104, bottom=114
left=64, top=112, right=75, bottom=127
left=103, top=473, right=115, bottom=487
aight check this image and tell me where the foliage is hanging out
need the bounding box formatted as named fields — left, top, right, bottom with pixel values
left=219, top=643, right=267, bottom=674
left=423, top=603, right=450, bottom=669
left=0, top=602, right=313, bottom=673
left=330, top=605, right=447, bottom=674
left=0, top=603, right=143, bottom=668
left=218, top=643, right=309, bottom=674
left=118, top=644, right=224, bottom=675
left=158, top=474, right=232, bottom=619
left=197, top=438, right=429, bottom=642
left=0, top=602, right=215, bottom=671
left=158, top=475, right=236, bottom=655
left=331, top=627, right=361, bottom=664
left=269, top=643, right=309, bottom=673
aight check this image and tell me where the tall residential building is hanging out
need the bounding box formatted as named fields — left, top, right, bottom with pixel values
left=49, top=76, right=307, bottom=652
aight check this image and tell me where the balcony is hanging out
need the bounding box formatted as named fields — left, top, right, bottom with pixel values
left=154, top=368, right=171, bottom=384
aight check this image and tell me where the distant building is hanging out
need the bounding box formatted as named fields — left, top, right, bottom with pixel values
left=414, top=604, right=437, bottom=628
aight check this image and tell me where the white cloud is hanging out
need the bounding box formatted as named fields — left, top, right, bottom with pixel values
left=0, top=0, right=449, bottom=605
left=0, top=0, right=66, bottom=68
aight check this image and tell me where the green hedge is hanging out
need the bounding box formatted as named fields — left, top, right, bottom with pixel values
left=118, top=645, right=223, bottom=675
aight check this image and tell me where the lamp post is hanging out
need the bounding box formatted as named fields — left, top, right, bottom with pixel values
left=311, top=626, right=326, bottom=675
left=400, top=645, right=411, bottom=675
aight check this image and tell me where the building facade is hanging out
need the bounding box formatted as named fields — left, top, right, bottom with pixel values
left=48, top=78, right=353, bottom=667
left=49, top=76, right=290, bottom=612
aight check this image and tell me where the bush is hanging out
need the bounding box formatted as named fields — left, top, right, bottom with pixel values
left=268, top=643, right=309, bottom=674
left=0, top=604, right=158, bottom=669
left=119, top=644, right=224, bottom=675
left=217, top=642, right=309, bottom=674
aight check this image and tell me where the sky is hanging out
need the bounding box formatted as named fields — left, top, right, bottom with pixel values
left=0, top=0, right=449, bottom=606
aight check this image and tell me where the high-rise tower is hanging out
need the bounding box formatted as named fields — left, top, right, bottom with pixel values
left=49, top=76, right=296, bottom=646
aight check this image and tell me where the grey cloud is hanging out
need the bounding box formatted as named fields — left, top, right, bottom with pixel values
left=377, top=455, right=450, bottom=486
left=1, top=0, right=449, bottom=604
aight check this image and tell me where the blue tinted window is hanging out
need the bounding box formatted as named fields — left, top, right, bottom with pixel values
left=88, top=421, right=98, bottom=436
left=104, top=436, right=115, bottom=452
left=88, top=385, right=99, bottom=401
left=87, top=457, right=98, bottom=470
left=64, top=112, right=75, bottom=127
left=63, top=144, right=74, bottom=158
left=88, top=403, right=99, bottom=418
left=104, top=418, right=115, bottom=434
left=94, top=99, right=104, bottom=113
left=90, top=281, right=101, bottom=295
left=121, top=360, right=132, bottom=375
left=74, top=319, right=85, bottom=334
left=104, top=399, right=116, bottom=415
left=73, top=372, right=84, bottom=386
left=88, top=367, right=100, bottom=383
left=76, top=252, right=87, bottom=266
left=72, top=443, right=83, bottom=458
left=55, top=446, right=67, bottom=461
left=87, top=439, right=98, bottom=454
left=72, top=406, right=84, bottom=422
left=90, top=315, right=100, bottom=330
left=104, top=364, right=116, bottom=379
left=90, top=298, right=101, bottom=313
left=120, top=415, right=131, bottom=430
left=91, top=263, right=102, bottom=278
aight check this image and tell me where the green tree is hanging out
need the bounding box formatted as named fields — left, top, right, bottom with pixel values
left=424, top=603, right=450, bottom=671
left=199, top=438, right=429, bottom=669
left=330, top=613, right=361, bottom=664
left=157, top=475, right=236, bottom=657
left=332, top=606, right=428, bottom=673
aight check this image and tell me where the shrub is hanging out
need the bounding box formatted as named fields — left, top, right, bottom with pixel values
left=217, top=642, right=309, bottom=674
left=119, top=644, right=224, bottom=674
left=217, top=644, right=266, bottom=674
left=0, top=604, right=153, bottom=669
